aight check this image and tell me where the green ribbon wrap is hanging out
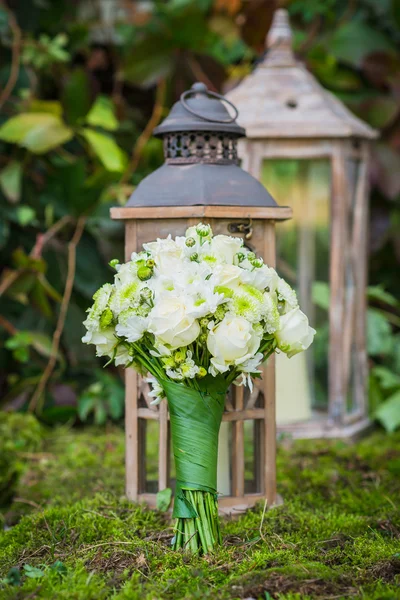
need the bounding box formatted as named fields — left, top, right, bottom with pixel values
left=162, top=377, right=227, bottom=519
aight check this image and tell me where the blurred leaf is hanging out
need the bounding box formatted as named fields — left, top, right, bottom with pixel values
left=328, top=22, right=396, bottom=67
left=312, top=281, right=330, bottom=311
left=156, top=487, right=172, bottom=512
left=108, top=390, right=124, bottom=420
left=78, top=394, right=95, bottom=421
left=86, top=96, right=119, bottom=131
left=62, top=68, right=91, bottom=124
left=375, top=390, right=400, bottom=432
left=81, top=128, right=127, bottom=172
left=30, top=281, right=52, bottom=318
left=0, top=219, right=10, bottom=249
left=369, top=371, right=384, bottom=416
left=23, top=564, right=44, bottom=579
left=122, top=38, right=174, bottom=87
left=50, top=561, right=67, bottom=576
left=37, top=274, right=63, bottom=303
left=94, top=403, right=107, bottom=425
left=28, top=100, right=63, bottom=116
left=359, top=96, right=398, bottom=129
left=367, top=308, right=393, bottom=356
left=0, top=161, right=22, bottom=203
left=2, top=567, right=21, bottom=587
left=0, top=113, right=73, bottom=154
left=16, top=205, right=36, bottom=226
left=368, top=285, right=399, bottom=308
left=373, top=366, right=400, bottom=390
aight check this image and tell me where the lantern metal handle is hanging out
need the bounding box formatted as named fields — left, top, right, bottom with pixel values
left=180, top=83, right=239, bottom=124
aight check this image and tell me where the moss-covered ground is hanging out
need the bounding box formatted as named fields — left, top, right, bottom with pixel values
left=0, top=413, right=399, bottom=599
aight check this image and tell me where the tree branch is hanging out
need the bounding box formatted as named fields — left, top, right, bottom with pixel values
left=0, top=1, right=22, bottom=110
left=28, top=216, right=87, bottom=413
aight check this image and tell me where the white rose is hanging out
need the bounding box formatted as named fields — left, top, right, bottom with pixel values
left=143, top=236, right=183, bottom=273
left=148, top=293, right=200, bottom=349
left=210, top=235, right=243, bottom=264
left=210, top=264, right=243, bottom=289
left=207, top=316, right=261, bottom=373
left=241, top=265, right=279, bottom=292
left=275, top=307, right=316, bottom=358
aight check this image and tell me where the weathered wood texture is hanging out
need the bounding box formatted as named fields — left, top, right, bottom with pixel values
left=239, top=136, right=370, bottom=436
left=226, top=9, right=377, bottom=141
left=111, top=205, right=292, bottom=221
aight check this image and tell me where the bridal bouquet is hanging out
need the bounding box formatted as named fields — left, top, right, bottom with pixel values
left=82, top=223, right=315, bottom=554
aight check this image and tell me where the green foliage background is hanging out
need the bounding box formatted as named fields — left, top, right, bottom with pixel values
left=0, top=0, right=399, bottom=425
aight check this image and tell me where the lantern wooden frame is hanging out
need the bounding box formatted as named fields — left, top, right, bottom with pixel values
left=111, top=205, right=291, bottom=513
left=227, top=9, right=378, bottom=439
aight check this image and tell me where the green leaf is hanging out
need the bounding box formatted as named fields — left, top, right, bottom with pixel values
left=3, top=567, right=21, bottom=586
left=156, top=487, right=172, bottom=512
left=367, top=309, right=393, bottom=357
left=0, top=113, right=73, bottom=154
left=86, top=96, right=118, bottom=131
left=375, top=391, right=400, bottom=432
left=23, top=564, right=45, bottom=579
left=369, top=371, right=384, bottom=416
left=62, top=68, right=91, bottom=124
left=312, top=281, right=330, bottom=311
left=28, top=99, right=63, bottom=117
left=0, top=161, right=22, bottom=203
left=328, top=22, right=396, bottom=67
left=78, top=394, right=96, bottom=421
left=50, top=560, right=67, bottom=576
left=368, top=285, right=399, bottom=308
left=16, top=205, right=36, bottom=226
left=94, top=402, right=107, bottom=426
left=30, top=281, right=52, bottom=318
left=372, top=366, right=400, bottom=390
left=122, top=39, right=174, bottom=87
left=107, top=390, right=124, bottom=420
left=80, top=128, right=127, bottom=172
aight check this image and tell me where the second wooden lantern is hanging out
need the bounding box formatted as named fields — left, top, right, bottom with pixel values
left=227, top=9, right=378, bottom=438
left=111, top=82, right=291, bottom=512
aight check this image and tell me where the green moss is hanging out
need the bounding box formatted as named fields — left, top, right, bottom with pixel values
left=0, top=412, right=43, bottom=507
left=0, top=420, right=400, bottom=598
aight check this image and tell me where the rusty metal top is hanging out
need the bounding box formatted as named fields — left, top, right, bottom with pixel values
left=154, top=82, right=245, bottom=137
left=226, top=9, right=377, bottom=140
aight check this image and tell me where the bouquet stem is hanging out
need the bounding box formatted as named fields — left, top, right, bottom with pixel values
left=173, top=490, right=221, bottom=554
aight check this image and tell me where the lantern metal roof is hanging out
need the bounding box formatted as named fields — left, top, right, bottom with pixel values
left=126, top=82, right=279, bottom=208
left=226, top=9, right=377, bottom=140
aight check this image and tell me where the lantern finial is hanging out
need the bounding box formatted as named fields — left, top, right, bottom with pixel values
left=264, top=8, right=296, bottom=67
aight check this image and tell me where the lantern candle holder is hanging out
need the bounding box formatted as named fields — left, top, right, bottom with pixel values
left=227, top=9, right=378, bottom=439
left=111, top=82, right=292, bottom=512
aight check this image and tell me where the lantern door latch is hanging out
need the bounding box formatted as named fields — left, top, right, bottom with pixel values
left=228, top=219, right=253, bottom=240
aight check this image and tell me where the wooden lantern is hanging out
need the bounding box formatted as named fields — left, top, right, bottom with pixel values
left=111, top=83, right=291, bottom=512
left=227, top=9, right=378, bottom=438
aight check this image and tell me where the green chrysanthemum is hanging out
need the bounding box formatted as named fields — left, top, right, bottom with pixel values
left=230, top=290, right=264, bottom=323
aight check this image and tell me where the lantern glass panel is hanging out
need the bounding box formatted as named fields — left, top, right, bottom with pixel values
left=345, top=157, right=363, bottom=417
left=260, top=158, right=331, bottom=423
left=139, top=418, right=159, bottom=493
